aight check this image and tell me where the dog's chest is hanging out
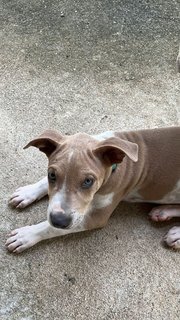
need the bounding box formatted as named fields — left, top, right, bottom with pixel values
left=124, top=180, right=180, bottom=204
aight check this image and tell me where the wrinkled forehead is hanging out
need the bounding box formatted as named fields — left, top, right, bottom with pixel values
left=48, top=133, right=101, bottom=172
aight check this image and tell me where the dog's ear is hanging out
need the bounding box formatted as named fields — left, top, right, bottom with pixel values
left=23, top=130, right=64, bottom=157
left=93, top=137, right=138, bottom=165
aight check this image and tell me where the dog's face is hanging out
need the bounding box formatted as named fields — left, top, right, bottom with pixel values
left=24, top=130, right=138, bottom=229
left=47, top=145, right=107, bottom=229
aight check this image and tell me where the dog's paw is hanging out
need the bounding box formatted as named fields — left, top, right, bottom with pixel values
left=164, top=226, right=180, bottom=249
left=5, top=226, right=41, bottom=253
left=149, top=206, right=172, bottom=222
left=9, top=184, right=40, bottom=209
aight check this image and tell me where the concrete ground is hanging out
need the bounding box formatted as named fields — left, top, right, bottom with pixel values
left=0, top=0, right=180, bottom=319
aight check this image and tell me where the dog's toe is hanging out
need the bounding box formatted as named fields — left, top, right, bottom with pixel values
left=9, top=195, right=24, bottom=208
left=164, top=226, right=180, bottom=249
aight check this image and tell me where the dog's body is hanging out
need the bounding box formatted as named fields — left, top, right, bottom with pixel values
left=6, top=127, right=180, bottom=253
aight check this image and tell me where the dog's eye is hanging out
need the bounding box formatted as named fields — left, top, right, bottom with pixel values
left=48, top=170, right=56, bottom=183
left=82, top=178, right=94, bottom=189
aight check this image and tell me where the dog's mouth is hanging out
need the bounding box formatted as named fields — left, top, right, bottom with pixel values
left=50, top=221, right=72, bottom=230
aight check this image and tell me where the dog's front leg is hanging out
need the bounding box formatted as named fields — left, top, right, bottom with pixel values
left=5, top=220, right=87, bottom=253
left=5, top=207, right=111, bottom=253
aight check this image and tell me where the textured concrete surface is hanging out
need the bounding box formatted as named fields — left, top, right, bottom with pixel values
left=0, top=0, right=180, bottom=319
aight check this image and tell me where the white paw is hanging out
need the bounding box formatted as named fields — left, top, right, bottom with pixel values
left=9, top=184, right=40, bottom=209
left=5, top=225, right=41, bottom=253
left=149, top=206, right=177, bottom=222
left=164, top=226, right=180, bottom=249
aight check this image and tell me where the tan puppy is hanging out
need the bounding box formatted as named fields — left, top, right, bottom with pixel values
left=6, top=127, right=180, bottom=253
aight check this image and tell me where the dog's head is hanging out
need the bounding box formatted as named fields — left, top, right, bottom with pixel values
left=24, top=130, right=138, bottom=229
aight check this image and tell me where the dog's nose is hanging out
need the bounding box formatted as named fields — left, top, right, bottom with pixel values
left=50, top=211, right=72, bottom=229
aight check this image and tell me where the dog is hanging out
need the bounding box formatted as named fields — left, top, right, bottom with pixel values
left=6, top=127, right=180, bottom=253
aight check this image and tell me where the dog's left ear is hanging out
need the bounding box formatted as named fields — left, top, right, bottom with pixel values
left=23, top=130, right=64, bottom=157
left=93, top=137, right=138, bottom=165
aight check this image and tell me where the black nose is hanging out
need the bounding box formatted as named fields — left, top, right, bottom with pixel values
left=50, top=212, right=72, bottom=229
